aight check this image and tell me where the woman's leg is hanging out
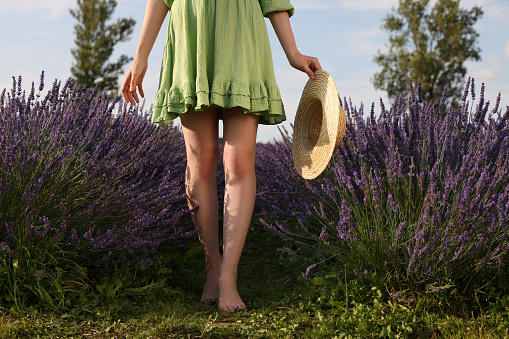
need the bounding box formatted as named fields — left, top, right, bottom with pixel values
left=180, top=108, right=222, bottom=302
left=219, top=106, right=259, bottom=312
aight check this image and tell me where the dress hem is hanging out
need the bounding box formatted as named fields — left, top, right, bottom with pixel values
left=152, top=81, right=288, bottom=125
left=151, top=97, right=287, bottom=126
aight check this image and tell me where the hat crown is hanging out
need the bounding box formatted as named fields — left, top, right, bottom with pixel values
left=292, top=70, right=346, bottom=179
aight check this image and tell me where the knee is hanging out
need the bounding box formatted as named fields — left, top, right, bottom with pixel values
left=187, top=144, right=219, bottom=180
left=223, top=146, right=255, bottom=182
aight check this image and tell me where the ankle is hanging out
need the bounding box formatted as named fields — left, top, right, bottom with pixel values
left=220, top=263, right=237, bottom=273
left=219, top=272, right=238, bottom=287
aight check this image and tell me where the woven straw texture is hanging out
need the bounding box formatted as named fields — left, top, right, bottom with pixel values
left=292, top=70, right=346, bottom=179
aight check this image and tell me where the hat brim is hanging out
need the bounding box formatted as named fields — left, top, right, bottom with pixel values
left=292, top=70, right=346, bottom=179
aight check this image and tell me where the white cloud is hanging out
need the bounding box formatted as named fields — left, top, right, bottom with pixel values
left=461, top=0, right=490, bottom=7
left=473, top=68, right=496, bottom=81
left=483, top=2, right=509, bottom=21
left=0, top=0, right=71, bottom=19
left=293, top=0, right=507, bottom=17
left=293, top=0, right=398, bottom=10
left=339, top=0, right=399, bottom=10
left=0, top=82, right=12, bottom=93
left=292, top=0, right=338, bottom=10
left=471, top=54, right=506, bottom=82
left=505, top=40, right=509, bottom=58
left=336, top=24, right=381, bottom=39
left=0, top=0, right=144, bottom=19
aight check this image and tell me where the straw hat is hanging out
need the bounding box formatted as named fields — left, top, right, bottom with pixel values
left=292, top=70, right=346, bottom=179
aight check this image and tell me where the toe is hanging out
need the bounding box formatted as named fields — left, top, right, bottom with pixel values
left=201, top=296, right=218, bottom=303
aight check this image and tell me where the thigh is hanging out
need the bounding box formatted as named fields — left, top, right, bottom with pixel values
left=180, top=108, right=220, bottom=158
left=221, top=107, right=259, bottom=153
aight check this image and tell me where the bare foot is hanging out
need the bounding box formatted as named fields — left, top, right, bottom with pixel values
left=217, top=277, right=246, bottom=312
left=200, top=266, right=220, bottom=303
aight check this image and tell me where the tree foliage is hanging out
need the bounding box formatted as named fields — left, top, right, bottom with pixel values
left=373, top=0, right=483, bottom=104
left=70, top=0, right=135, bottom=92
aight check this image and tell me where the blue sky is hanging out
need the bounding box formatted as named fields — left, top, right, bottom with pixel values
left=1, top=0, right=508, bottom=142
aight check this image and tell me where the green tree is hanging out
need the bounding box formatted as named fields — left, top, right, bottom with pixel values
left=70, top=0, right=136, bottom=92
left=373, top=0, right=483, bottom=104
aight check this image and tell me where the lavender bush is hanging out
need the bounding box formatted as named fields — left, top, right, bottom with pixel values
left=256, top=79, right=509, bottom=293
left=0, top=74, right=194, bottom=310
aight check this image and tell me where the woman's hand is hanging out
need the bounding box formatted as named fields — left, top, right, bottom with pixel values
left=288, top=52, right=322, bottom=80
left=121, top=58, right=148, bottom=105
left=120, top=0, right=168, bottom=105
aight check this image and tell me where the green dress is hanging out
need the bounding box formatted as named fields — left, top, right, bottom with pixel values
left=152, top=0, right=294, bottom=125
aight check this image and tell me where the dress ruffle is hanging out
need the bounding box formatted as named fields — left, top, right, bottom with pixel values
left=153, top=79, right=286, bottom=125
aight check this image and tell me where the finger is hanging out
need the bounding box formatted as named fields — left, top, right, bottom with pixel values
left=129, top=73, right=137, bottom=92
left=121, top=88, right=128, bottom=103
left=121, top=76, right=130, bottom=103
left=122, top=88, right=134, bottom=105
left=132, top=89, right=139, bottom=104
left=138, top=84, right=145, bottom=98
left=313, top=58, right=322, bottom=71
left=307, top=57, right=320, bottom=73
left=124, top=86, right=136, bottom=106
left=128, top=93, right=136, bottom=106
left=127, top=74, right=139, bottom=104
left=304, top=64, right=315, bottom=80
left=121, top=82, right=132, bottom=104
left=124, top=91, right=134, bottom=106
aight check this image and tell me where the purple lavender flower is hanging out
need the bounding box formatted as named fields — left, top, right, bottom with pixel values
left=1, top=242, right=13, bottom=257
left=277, top=247, right=296, bottom=256
left=301, top=264, right=317, bottom=280
left=470, top=77, right=476, bottom=101
left=319, top=227, right=330, bottom=245
left=390, top=291, right=404, bottom=299
left=387, top=194, right=399, bottom=213
left=395, top=222, right=407, bottom=239
left=36, top=271, right=45, bottom=282
left=252, top=78, right=508, bottom=292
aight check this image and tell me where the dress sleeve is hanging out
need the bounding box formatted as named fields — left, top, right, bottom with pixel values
left=259, top=0, right=295, bottom=18
left=164, top=0, right=173, bottom=10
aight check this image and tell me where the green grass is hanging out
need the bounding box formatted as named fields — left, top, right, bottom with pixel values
left=1, top=227, right=508, bottom=338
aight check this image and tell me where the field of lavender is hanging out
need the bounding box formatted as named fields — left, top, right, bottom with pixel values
left=1, top=72, right=508, bottom=328
left=0, top=74, right=196, bottom=311
left=255, top=79, right=509, bottom=304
